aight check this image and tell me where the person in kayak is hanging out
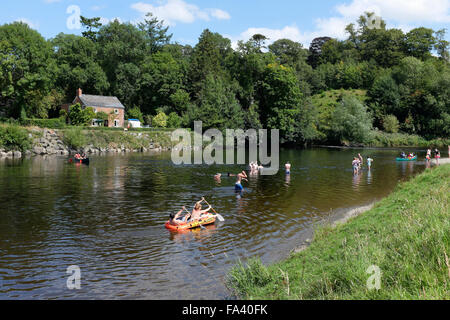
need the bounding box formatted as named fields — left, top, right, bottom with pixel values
left=189, top=198, right=212, bottom=222
left=400, top=151, right=406, bottom=159
left=169, top=207, right=188, bottom=226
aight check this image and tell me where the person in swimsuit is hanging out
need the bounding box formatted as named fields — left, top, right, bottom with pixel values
left=189, top=198, right=212, bottom=221
left=367, top=157, right=373, bottom=169
left=235, top=171, right=248, bottom=191
left=434, top=148, right=440, bottom=165
left=352, top=157, right=359, bottom=175
left=168, top=207, right=188, bottom=226
left=426, top=148, right=432, bottom=161
left=285, top=162, right=291, bottom=174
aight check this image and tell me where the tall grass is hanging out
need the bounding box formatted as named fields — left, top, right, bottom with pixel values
left=228, top=165, right=450, bottom=300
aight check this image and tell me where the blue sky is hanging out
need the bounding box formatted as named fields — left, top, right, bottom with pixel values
left=1, top=0, right=449, bottom=47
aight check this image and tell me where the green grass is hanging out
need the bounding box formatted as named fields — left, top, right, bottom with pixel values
left=227, top=164, right=450, bottom=300
left=61, top=128, right=175, bottom=150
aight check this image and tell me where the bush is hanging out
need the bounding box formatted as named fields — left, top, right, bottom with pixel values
left=63, top=127, right=86, bottom=149
left=167, top=112, right=182, bottom=128
left=382, top=114, right=400, bottom=133
left=153, top=112, right=168, bottom=128
left=21, top=118, right=67, bottom=129
left=331, top=96, right=373, bottom=144
left=0, top=124, right=32, bottom=151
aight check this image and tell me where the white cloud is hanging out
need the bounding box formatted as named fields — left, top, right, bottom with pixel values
left=15, top=18, right=39, bottom=29
left=232, top=0, right=450, bottom=49
left=131, top=0, right=231, bottom=26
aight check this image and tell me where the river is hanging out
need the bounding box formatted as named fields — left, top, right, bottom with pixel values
left=0, top=148, right=427, bottom=299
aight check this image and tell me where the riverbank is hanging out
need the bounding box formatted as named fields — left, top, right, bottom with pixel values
left=227, top=164, right=450, bottom=299
left=0, top=125, right=176, bottom=158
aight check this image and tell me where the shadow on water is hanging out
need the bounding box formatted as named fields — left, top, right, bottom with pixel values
left=0, top=148, right=427, bottom=299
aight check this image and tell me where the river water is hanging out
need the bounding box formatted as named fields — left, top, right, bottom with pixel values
left=0, top=148, right=427, bottom=299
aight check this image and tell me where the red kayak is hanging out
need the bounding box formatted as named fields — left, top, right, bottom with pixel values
left=165, top=214, right=216, bottom=231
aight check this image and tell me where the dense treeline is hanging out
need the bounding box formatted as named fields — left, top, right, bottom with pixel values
left=1, top=12, right=449, bottom=145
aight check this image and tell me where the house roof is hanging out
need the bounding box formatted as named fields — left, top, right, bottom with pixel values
left=74, top=94, right=125, bottom=109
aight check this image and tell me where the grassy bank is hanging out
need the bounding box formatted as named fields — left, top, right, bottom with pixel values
left=61, top=127, right=174, bottom=150
left=228, top=164, right=450, bottom=300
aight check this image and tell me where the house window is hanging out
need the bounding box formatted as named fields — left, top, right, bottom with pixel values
left=114, top=109, right=119, bottom=115
left=114, top=120, right=119, bottom=127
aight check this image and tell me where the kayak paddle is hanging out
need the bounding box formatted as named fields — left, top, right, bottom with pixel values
left=203, top=198, right=225, bottom=222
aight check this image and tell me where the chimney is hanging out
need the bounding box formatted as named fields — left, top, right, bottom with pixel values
left=76, top=88, right=82, bottom=97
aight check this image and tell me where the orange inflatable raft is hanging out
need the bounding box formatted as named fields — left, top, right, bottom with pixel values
left=165, top=214, right=216, bottom=231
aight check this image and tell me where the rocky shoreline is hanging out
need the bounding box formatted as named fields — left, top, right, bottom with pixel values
left=0, top=128, right=171, bottom=159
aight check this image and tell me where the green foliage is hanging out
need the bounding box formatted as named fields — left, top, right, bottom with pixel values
left=0, top=124, right=32, bottom=151
left=126, top=107, right=144, bottom=123
left=68, top=104, right=96, bottom=126
left=21, top=118, right=66, bottom=129
left=382, top=114, right=400, bottom=133
left=62, top=127, right=86, bottom=149
left=167, top=112, right=182, bottom=128
left=0, top=12, right=449, bottom=146
left=228, top=165, right=450, bottom=299
left=331, top=96, right=373, bottom=144
left=152, top=111, right=168, bottom=128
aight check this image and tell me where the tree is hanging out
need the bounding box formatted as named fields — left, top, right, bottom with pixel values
left=51, top=33, right=109, bottom=101
left=382, top=114, right=400, bottom=133
left=184, top=74, right=244, bottom=130
left=405, top=27, right=436, bottom=60
left=0, top=22, right=56, bottom=118
left=308, top=37, right=332, bottom=68
left=153, top=111, right=168, bottom=128
left=80, top=16, right=102, bottom=41
left=137, top=12, right=172, bottom=54
left=434, top=29, right=450, bottom=61
left=331, top=96, right=373, bottom=143
left=126, top=106, right=144, bottom=123
left=68, top=104, right=96, bottom=126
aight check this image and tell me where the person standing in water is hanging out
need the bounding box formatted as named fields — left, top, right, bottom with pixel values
left=434, top=148, right=441, bottom=165
left=285, top=162, right=291, bottom=174
left=367, top=156, right=373, bottom=169
left=352, top=157, right=360, bottom=175
left=235, top=171, right=248, bottom=191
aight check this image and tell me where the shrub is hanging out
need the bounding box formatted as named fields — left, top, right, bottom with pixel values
left=331, top=96, right=373, bottom=144
left=153, top=112, right=168, bottom=128
left=167, top=112, right=182, bottom=128
left=0, top=124, right=32, bottom=151
left=63, top=127, right=86, bottom=149
left=382, top=114, right=400, bottom=133
left=21, top=118, right=67, bottom=129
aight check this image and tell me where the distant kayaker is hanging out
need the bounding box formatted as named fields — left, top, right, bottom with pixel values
left=285, top=162, right=291, bottom=174
left=400, top=151, right=406, bottom=159
left=190, top=198, right=212, bottom=221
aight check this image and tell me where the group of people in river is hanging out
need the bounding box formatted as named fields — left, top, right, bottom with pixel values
left=426, top=148, right=441, bottom=165
left=168, top=161, right=292, bottom=227
left=352, top=153, right=373, bottom=175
